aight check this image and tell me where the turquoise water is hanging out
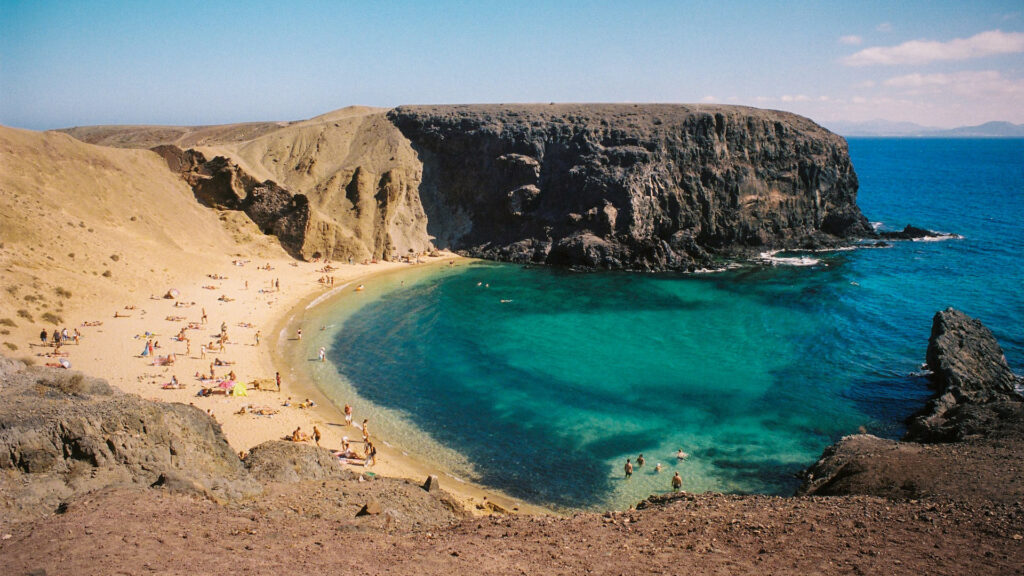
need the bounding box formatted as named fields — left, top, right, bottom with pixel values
left=313, top=139, right=1024, bottom=511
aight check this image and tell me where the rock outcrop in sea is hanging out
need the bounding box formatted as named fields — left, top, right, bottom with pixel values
left=798, top=308, right=1023, bottom=499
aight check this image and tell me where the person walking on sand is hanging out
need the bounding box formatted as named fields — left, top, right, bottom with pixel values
left=255, top=330, right=261, bottom=346
left=39, top=329, right=47, bottom=345
left=313, top=426, right=322, bottom=446
left=318, top=347, right=326, bottom=362
left=275, top=371, right=281, bottom=392
left=672, top=472, right=683, bottom=492
left=361, top=419, right=370, bottom=441
left=344, top=404, right=352, bottom=425
left=624, top=459, right=633, bottom=478
left=201, top=308, right=207, bottom=324
left=297, top=328, right=302, bottom=340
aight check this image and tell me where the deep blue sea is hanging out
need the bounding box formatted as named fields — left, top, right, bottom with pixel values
left=301, top=139, right=1024, bottom=512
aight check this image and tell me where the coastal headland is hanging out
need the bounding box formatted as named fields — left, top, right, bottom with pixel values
left=1, top=106, right=1021, bottom=573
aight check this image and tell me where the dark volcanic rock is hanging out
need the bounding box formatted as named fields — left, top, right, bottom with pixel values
left=800, top=309, right=1023, bottom=498
left=153, top=145, right=311, bottom=257
left=877, top=224, right=955, bottom=241
left=907, top=308, right=1023, bottom=442
left=389, top=104, right=871, bottom=270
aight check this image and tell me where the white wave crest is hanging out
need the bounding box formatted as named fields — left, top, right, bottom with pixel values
left=758, top=251, right=820, bottom=267
left=305, top=282, right=353, bottom=310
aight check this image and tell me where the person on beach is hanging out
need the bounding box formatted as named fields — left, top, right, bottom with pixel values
left=655, top=463, right=662, bottom=473
left=201, top=308, right=207, bottom=324
left=255, top=330, right=261, bottom=346
left=676, top=448, right=688, bottom=460
left=344, top=404, right=352, bottom=425
left=313, top=426, right=322, bottom=446
left=365, top=442, right=376, bottom=467
left=318, top=347, right=326, bottom=362
left=624, top=459, right=633, bottom=478
left=275, top=371, right=281, bottom=392
left=52, top=329, right=60, bottom=346
left=297, top=328, right=302, bottom=340
left=672, top=472, right=683, bottom=492
left=361, top=419, right=370, bottom=441
left=637, top=454, right=645, bottom=467
left=39, top=329, right=47, bottom=345
left=73, top=328, right=80, bottom=345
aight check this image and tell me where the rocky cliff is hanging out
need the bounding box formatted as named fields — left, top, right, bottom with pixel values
left=389, top=104, right=872, bottom=270
left=64, top=104, right=871, bottom=270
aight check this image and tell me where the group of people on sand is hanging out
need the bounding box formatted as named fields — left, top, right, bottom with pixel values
left=624, top=448, right=689, bottom=492
left=40, top=327, right=80, bottom=348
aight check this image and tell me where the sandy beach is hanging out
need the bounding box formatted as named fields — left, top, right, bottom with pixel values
left=16, top=252, right=542, bottom=515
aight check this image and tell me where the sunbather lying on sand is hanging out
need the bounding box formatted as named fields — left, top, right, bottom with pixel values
left=289, top=427, right=310, bottom=442
left=81, top=321, right=103, bottom=326
left=151, top=354, right=176, bottom=366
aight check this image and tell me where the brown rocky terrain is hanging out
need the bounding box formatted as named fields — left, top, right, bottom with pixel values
left=1, top=309, right=1021, bottom=575
left=61, top=104, right=873, bottom=271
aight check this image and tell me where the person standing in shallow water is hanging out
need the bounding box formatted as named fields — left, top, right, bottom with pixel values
left=672, top=472, right=682, bottom=492
left=637, top=453, right=645, bottom=468
left=624, top=459, right=633, bottom=478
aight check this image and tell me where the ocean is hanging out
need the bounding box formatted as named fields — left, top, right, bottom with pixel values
left=297, top=138, right=1024, bottom=512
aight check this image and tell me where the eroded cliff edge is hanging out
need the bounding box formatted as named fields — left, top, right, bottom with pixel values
left=389, top=104, right=872, bottom=270
left=63, top=104, right=872, bottom=270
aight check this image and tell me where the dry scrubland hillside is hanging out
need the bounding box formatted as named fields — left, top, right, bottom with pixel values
left=0, top=126, right=285, bottom=353
left=64, top=106, right=433, bottom=263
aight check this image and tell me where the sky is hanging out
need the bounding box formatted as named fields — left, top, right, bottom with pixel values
left=1, top=0, right=1022, bottom=130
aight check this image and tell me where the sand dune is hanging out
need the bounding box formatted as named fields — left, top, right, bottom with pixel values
left=0, top=125, right=284, bottom=338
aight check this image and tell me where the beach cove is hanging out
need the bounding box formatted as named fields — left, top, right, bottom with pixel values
left=43, top=252, right=546, bottom=516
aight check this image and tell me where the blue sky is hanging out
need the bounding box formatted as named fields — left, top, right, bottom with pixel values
left=2, top=1, right=1022, bottom=130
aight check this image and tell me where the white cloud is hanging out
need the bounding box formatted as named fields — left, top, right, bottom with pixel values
left=700, top=95, right=718, bottom=103
left=780, top=94, right=811, bottom=102
left=883, top=69, right=1024, bottom=96
left=876, top=22, right=893, bottom=32
left=843, top=29, right=1024, bottom=66
left=839, top=35, right=863, bottom=45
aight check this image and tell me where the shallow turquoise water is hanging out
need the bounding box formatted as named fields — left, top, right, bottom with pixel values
left=312, top=139, right=1024, bottom=511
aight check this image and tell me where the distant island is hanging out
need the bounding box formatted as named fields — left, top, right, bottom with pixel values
left=825, top=119, right=1024, bottom=138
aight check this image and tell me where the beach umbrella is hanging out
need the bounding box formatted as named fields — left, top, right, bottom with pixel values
left=59, top=358, right=71, bottom=369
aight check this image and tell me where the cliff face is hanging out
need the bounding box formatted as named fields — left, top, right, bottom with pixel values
left=64, top=104, right=871, bottom=270
left=389, top=104, right=871, bottom=270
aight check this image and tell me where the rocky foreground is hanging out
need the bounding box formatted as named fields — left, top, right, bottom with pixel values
left=1, top=308, right=1022, bottom=575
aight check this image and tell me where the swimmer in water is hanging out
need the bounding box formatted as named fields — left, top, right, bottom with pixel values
left=676, top=448, right=689, bottom=460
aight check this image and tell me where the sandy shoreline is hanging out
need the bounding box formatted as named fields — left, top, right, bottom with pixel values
left=24, top=253, right=547, bottom=516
